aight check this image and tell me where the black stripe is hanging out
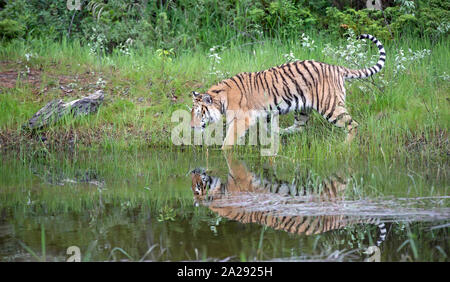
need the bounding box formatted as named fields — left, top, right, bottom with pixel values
left=254, top=72, right=260, bottom=93
left=286, top=63, right=296, bottom=78
left=295, top=62, right=312, bottom=89
left=285, top=217, right=298, bottom=232
left=337, top=75, right=344, bottom=93
left=293, top=216, right=308, bottom=233
left=248, top=72, right=253, bottom=94
left=280, top=76, right=291, bottom=97
left=300, top=61, right=316, bottom=108
left=318, top=63, right=327, bottom=113
left=234, top=212, right=245, bottom=221
left=254, top=72, right=260, bottom=94
left=272, top=68, right=280, bottom=84
left=271, top=76, right=282, bottom=98
left=294, top=62, right=308, bottom=107
left=236, top=74, right=246, bottom=93
left=262, top=72, right=270, bottom=95
left=323, top=65, right=333, bottom=113
left=307, top=61, right=321, bottom=111
left=223, top=80, right=232, bottom=89
left=283, top=65, right=301, bottom=99
left=230, top=77, right=243, bottom=92
left=286, top=64, right=305, bottom=103
left=279, top=67, right=294, bottom=100
left=330, top=65, right=340, bottom=93
left=260, top=72, right=269, bottom=97
left=273, top=93, right=281, bottom=113
left=293, top=94, right=299, bottom=111
left=261, top=72, right=268, bottom=94
left=246, top=72, right=252, bottom=94
left=301, top=61, right=316, bottom=86
left=282, top=95, right=292, bottom=110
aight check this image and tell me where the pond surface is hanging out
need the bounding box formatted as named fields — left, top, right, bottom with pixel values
left=0, top=150, right=448, bottom=262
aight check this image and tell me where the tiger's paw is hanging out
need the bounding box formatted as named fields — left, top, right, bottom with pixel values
left=280, top=125, right=305, bottom=135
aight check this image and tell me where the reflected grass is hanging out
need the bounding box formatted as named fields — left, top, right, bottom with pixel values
left=0, top=149, right=448, bottom=262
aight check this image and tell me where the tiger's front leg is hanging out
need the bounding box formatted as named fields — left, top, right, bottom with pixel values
left=221, top=111, right=253, bottom=150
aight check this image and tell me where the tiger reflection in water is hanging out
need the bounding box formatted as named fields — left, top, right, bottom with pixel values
left=190, top=154, right=386, bottom=261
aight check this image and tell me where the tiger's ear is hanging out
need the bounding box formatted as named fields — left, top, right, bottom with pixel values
left=202, top=94, right=212, bottom=104
left=192, top=91, right=200, bottom=97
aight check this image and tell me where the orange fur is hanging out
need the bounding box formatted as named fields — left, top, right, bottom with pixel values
left=191, top=34, right=386, bottom=148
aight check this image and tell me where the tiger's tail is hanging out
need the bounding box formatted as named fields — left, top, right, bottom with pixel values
left=365, top=218, right=387, bottom=247
left=375, top=220, right=387, bottom=247
left=343, top=34, right=386, bottom=80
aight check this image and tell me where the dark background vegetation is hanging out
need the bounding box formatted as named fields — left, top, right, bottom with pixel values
left=0, top=0, right=448, bottom=52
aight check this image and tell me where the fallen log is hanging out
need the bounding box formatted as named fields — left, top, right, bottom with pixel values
left=24, top=90, right=104, bottom=130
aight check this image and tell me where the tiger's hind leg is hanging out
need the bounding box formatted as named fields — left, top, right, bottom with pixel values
left=281, top=111, right=310, bottom=135
left=326, top=105, right=359, bottom=143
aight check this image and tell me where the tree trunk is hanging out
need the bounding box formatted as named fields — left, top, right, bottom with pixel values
left=24, top=90, right=104, bottom=130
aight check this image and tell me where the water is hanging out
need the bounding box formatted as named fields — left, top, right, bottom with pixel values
left=0, top=150, right=448, bottom=262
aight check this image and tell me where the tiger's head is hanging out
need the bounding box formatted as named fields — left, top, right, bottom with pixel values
left=190, top=168, right=223, bottom=204
left=190, top=91, right=222, bottom=130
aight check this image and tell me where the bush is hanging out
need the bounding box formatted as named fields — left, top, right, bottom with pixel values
left=0, top=0, right=447, bottom=52
left=325, top=7, right=400, bottom=40
left=0, top=19, right=25, bottom=40
left=416, top=0, right=450, bottom=40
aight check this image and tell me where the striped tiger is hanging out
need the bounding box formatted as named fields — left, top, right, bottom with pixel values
left=190, top=34, right=386, bottom=148
left=190, top=156, right=387, bottom=247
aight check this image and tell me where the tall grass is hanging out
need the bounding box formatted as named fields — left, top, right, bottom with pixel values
left=0, top=34, right=448, bottom=169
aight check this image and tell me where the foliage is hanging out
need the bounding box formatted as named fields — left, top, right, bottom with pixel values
left=0, top=19, right=25, bottom=39
left=324, top=6, right=412, bottom=40
left=157, top=205, right=176, bottom=222
left=416, top=0, right=450, bottom=41
left=0, top=0, right=447, bottom=53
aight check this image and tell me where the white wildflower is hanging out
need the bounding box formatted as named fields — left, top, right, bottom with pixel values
left=283, top=51, right=298, bottom=62
left=300, top=33, right=316, bottom=51
left=208, top=46, right=229, bottom=79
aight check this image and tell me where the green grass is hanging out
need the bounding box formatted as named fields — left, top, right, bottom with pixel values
left=0, top=35, right=448, bottom=168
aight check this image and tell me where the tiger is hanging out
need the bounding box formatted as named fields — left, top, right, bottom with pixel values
left=190, top=34, right=386, bottom=149
left=190, top=155, right=387, bottom=247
